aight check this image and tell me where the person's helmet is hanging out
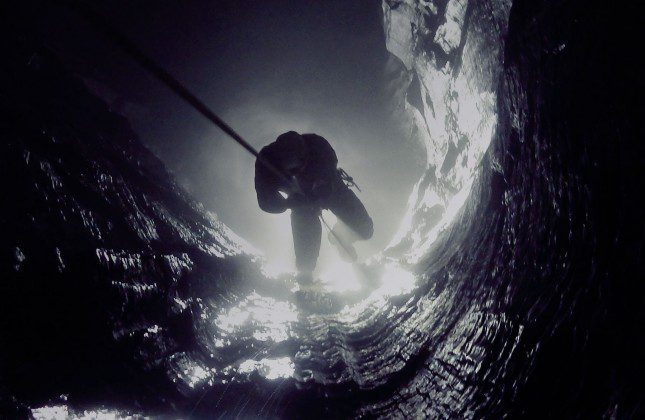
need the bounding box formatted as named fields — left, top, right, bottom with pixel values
left=275, top=131, right=307, bottom=175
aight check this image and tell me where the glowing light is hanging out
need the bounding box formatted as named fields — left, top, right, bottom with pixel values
left=31, top=406, right=69, bottom=420
left=373, top=262, right=416, bottom=298
left=254, top=212, right=294, bottom=274
left=184, top=363, right=212, bottom=389
left=239, top=357, right=295, bottom=380
left=337, top=262, right=417, bottom=322
left=319, top=260, right=362, bottom=292
left=31, top=406, right=138, bottom=419
left=214, top=292, right=298, bottom=343
left=168, top=352, right=214, bottom=390
left=261, top=259, right=293, bottom=279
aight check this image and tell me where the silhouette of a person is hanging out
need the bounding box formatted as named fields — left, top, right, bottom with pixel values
left=255, top=131, right=373, bottom=285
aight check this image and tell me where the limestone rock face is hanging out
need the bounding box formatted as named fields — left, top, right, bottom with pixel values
left=382, top=0, right=512, bottom=261
left=0, top=41, right=261, bottom=414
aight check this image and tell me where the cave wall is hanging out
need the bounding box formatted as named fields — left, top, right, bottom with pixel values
left=369, top=0, right=643, bottom=417
left=0, top=36, right=263, bottom=415
left=382, top=0, right=512, bottom=262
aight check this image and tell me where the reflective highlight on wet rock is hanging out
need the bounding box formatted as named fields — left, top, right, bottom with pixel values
left=383, top=0, right=513, bottom=264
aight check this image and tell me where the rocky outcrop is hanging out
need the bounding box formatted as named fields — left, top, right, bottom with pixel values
left=372, top=0, right=643, bottom=417
left=382, top=0, right=512, bottom=261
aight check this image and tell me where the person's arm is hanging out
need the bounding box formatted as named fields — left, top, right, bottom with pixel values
left=254, top=153, right=289, bottom=214
left=315, top=135, right=339, bottom=179
left=304, top=134, right=339, bottom=200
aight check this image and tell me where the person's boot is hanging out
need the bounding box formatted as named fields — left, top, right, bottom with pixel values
left=327, top=229, right=357, bottom=262
left=296, top=270, right=315, bottom=287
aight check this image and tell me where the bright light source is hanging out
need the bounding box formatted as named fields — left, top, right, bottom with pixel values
left=31, top=406, right=136, bottom=420
left=372, top=262, right=416, bottom=298
left=214, top=292, right=298, bottom=343
left=261, top=258, right=293, bottom=279
left=239, top=357, right=295, bottom=380
left=320, top=260, right=362, bottom=292
left=31, top=406, right=69, bottom=420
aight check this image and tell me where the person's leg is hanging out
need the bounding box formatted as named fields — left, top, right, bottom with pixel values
left=290, top=206, right=322, bottom=281
left=326, top=186, right=373, bottom=259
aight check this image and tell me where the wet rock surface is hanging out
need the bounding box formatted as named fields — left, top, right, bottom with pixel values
left=0, top=35, right=262, bottom=416
left=383, top=0, right=512, bottom=260
left=2, top=0, right=643, bottom=418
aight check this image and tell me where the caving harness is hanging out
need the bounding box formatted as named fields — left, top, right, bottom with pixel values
left=338, top=168, right=361, bottom=192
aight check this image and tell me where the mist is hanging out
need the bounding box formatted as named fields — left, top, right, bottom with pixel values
left=37, top=0, right=425, bottom=273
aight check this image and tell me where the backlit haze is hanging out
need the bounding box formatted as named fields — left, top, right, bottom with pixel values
left=42, top=0, right=424, bottom=274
